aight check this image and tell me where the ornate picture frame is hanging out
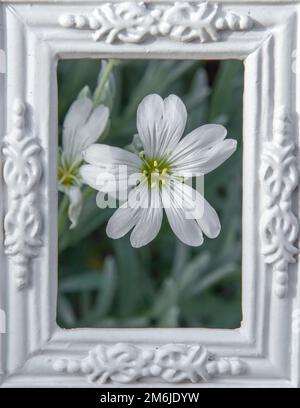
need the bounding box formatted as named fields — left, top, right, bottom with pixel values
left=0, top=0, right=300, bottom=387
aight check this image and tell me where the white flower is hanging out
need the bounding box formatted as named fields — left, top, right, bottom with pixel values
left=80, top=94, right=237, bottom=247
left=58, top=95, right=109, bottom=228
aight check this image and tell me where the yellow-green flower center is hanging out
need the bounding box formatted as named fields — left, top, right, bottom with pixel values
left=58, top=159, right=81, bottom=188
left=140, top=153, right=170, bottom=189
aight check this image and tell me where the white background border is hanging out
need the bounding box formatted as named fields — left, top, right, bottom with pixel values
left=0, top=0, right=299, bottom=387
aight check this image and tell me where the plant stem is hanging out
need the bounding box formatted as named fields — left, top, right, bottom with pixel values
left=93, top=60, right=117, bottom=106
left=58, top=60, right=118, bottom=241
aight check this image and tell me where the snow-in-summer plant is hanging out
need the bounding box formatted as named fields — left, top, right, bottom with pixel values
left=57, top=59, right=243, bottom=329
left=58, top=60, right=117, bottom=230
left=58, top=94, right=109, bottom=229
left=80, top=94, right=237, bottom=248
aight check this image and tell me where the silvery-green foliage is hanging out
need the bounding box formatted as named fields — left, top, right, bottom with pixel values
left=57, top=59, right=243, bottom=329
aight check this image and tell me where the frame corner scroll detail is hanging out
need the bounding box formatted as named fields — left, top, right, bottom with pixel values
left=59, top=1, right=253, bottom=44
left=2, top=99, right=43, bottom=289
left=51, top=343, right=246, bottom=384
left=260, top=107, right=299, bottom=298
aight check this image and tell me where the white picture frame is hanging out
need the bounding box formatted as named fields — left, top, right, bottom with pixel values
left=0, top=0, right=300, bottom=388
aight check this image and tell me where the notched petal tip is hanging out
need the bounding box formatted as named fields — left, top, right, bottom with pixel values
left=106, top=206, right=138, bottom=241
left=209, top=123, right=227, bottom=137
left=186, top=240, right=204, bottom=248
left=106, top=221, right=127, bottom=241
left=106, top=223, right=116, bottom=240
left=230, top=138, right=238, bottom=151
left=164, top=93, right=182, bottom=103
left=140, top=93, right=163, bottom=105
left=206, top=222, right=221, bottom=239
left=164, top=93, right=187, bottom=113
left=106, top=215, right=123, bottom=240
left=176, top=233, right=204, bottom=247
left=137, top=93, right=188, bottom=157
left=130, top=237, right=145, bottom=249
left=223, top=138, right=238, bottom=158
left=196, top=197, right=221, bottom=239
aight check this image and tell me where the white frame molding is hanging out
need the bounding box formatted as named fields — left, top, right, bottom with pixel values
left=0, top=0, right=300, bottom=388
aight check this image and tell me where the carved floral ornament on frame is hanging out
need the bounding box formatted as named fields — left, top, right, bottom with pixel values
left=58, top=1, right=253, bottom=43
left=1, top=0, right=300, bottom=389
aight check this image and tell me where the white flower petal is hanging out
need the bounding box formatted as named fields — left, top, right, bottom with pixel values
left=130, top=186, right=163, bottom=248
left=75, top=105, right=109, bottom=154
left=80, top=164, right=133, bottom=193
left=196, top=197, right=221, bottom=239
left=80, top=161, right=140, bottom=205
left=169, top=124, right=227, bottom=164
left=161, top=184, right=204, bottom=247
left=157, top=94, right=187, bottom=156
left=172, top=181, right=221, bottom=239
left=83, top=144, right=141, bottom=170
left=62, top=97, right=93, bottom=162
left=106, top=204, right=139, bottom=239
left=137, top=94, right=163, bottom=157
left=64, top=186, right=82, bottom=229
left=106, top=181, right=151, bottom=242
left=137, top=94, right=187, bottom=157
left=80, top=165, right=101, bottom=190
left=171, top=139, right=237, bottom=176
left=96, top=190, right=126, bottom=205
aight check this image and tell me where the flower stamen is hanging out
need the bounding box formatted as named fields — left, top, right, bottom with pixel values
left=58, top=160, right=81, bottom=188
left=140, top=156, right=171, bottom=190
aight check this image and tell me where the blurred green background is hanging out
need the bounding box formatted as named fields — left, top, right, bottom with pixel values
left=57, top=59, right=243, bottom=329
